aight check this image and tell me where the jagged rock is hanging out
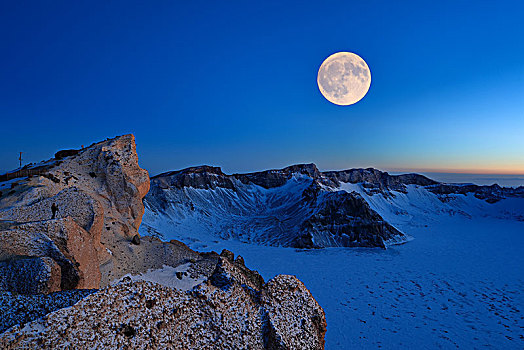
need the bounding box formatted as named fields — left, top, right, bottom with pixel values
left=0, top=256, right=326, bottom=350
left=0, top=257, right=61, bottom=294
left=300, top=190, right=401, bottom=248
left=0, top=135, right=154, bottom=290
left=209, top=255, right=264, bottom=291
left=220, top=249, right=234, bottom=261
left=235, top=255, right=245, bottom=266
left=144, top=165, right=409, bottom=248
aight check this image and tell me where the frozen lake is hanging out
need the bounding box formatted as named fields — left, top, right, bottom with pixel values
left=145, top=182, right=524, bottom=349
left=167, top=214, right=524, bottom=349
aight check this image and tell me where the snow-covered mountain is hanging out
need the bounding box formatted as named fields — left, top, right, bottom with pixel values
left=141, top=164, right=524, bottom=249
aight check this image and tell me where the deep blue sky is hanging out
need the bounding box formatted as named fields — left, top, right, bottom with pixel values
left=1, top=1, right=523, bottom=175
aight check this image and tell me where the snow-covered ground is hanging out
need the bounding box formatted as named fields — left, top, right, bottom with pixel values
left=144, top=184, right=524, bottom=349
left=142, top=175, right=319, bottom=246
left=114, top=263, right=206, bottom=291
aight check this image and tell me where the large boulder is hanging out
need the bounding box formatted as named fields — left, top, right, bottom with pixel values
left=0, top=135, right=150, bottom=291
left=0, top=257, right=61, bottom=294
left=262, top=275, right=327, bottom=349
left=0, top=254, right=326, bottom=350
left=0, top=217, right=100, bottom=291
left=15, top=218, right=101, bottom=289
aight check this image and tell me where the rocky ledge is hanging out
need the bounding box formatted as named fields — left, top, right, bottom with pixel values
left=1, top=250, right=326, bottom=349
left=0, top=135, right=326, bottom=349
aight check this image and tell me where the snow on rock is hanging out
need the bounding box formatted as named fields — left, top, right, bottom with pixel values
left=0, top=135, right=153, bottom=292
left=0, top=257, right=62, bottom=295
left=0, top=217, right=100, bottom=290
left=0, top=255, right=326, bottom=350
left=262, top=274, right=327, bottom=349
left=117, top=263, right=206, bottom=291
left=142, top=164, right=408, bottom=249
left=0, top=136, right=327, bottom=349
left=0, top=289, right=96, bottom=333
left=142, top=165, right=524, bottom=250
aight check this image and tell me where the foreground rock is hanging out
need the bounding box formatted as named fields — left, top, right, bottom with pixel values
left=0, top=217, right=100, bottom=291
left=0, top=253, right=326, bottom=350
left=0, top=136, right=209, bottom=294
left=0, top=289, right=96, bottom=333
left=0, top=135, right=327, bottom=349
left=0, top=135, right=154, bottom=292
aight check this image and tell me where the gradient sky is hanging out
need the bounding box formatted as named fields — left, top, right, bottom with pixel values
left=1, top=1, right=523, bottom=176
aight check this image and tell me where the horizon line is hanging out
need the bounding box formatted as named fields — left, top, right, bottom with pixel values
left=384, top=168, right=524, bottom=176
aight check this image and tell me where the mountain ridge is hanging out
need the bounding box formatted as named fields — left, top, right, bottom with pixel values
left=143, top=163, right=524, bottom=250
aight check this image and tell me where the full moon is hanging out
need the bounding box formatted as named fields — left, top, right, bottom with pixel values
left=317, top=52, right=371, bottom=106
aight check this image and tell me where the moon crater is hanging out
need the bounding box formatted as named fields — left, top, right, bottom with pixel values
left=317, top=52, right=371, bottom=106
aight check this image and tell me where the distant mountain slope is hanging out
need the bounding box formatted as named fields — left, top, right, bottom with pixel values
left=141, top=164, right=524, bottom=249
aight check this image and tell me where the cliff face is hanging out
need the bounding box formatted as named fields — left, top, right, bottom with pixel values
left=0, top=135, right=151, bottom=290
left=142, top=164, right=524, bottom=249
left=143, top=164, right=409, bottom=249
left=0, top=135, right=327, bottom=349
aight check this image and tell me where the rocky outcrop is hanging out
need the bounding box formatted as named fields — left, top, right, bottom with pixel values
left=0, top=252, right=326, bottom=350
left=261, top=275, right=326, bottom=349
left=0, top=217, right=100, bottom=290
left=300, top=185, right=402, bottom=248
left=0, top=257, right=61, bottom=295
left=0, top=135, right=328, bottom=349
left=0, top=134, right=151, bottom=292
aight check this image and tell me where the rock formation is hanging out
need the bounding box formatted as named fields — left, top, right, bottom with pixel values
left=0, top=135, right=327, bottom=349
left=0, top=251, right=326, bottom=349
left=0, top=134, right=151, bottom=292
left=143, top=164, right=408, bottom=249
left=142, top=164, right=524, bottom=249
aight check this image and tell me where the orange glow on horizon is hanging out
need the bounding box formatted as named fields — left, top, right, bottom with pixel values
left=387, top=167, right=524, bottom=175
